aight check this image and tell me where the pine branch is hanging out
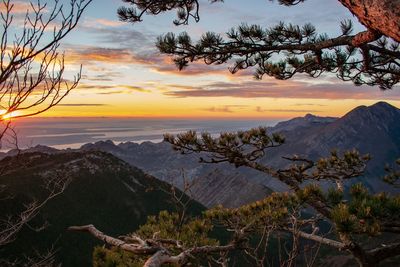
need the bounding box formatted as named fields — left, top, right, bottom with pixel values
left=283, top=228, right=345, bottom=249
left=119, top=0, right=400, bottom=89
left=69, top=224, right=239, bottom=267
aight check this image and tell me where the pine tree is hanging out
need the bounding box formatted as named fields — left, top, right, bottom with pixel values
left=71, top=128, right=400, bottom=266
left=117, top=0, right=399, bottom=89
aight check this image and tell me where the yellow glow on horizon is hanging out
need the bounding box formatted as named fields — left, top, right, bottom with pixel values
left=55, top=54, right=400, bottom=121
left=1, top=110, right=21, bottom=120
left=24, top=91, right=400, bottom=120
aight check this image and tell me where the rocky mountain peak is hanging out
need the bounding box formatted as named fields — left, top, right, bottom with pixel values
left=81, top=140, right=120, bottom=152
left=339, top=101, right=400, bottom=127
left=272, top=113, right=337, bottom=132
left=371, top=101, right=397, bottom=109
left=304, top=113, right=317, bottom=120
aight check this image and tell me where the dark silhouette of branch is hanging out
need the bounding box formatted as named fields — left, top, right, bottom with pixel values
left=383, top=159, right=400, bottom=187
left=0, top=1, right=91, bottom=265
left=119, top=0, right=400, bottom=89
left=69, top=224, right=238, bottom=267
left=0, top=173, right=71, bottom=247
left=0, top=0, right=92, bottom=141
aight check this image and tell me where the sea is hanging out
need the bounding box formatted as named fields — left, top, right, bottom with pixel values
left=2, top=117, right=280, bottom=151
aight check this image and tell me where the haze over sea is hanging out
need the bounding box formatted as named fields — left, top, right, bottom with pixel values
left=5, top=118, right=281, bottom=150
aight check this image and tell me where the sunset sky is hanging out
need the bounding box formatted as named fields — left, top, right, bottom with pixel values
left=10, top=0, right=400, bottom=119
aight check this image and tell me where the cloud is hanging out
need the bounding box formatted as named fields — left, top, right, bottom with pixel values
left=165, top=84, right=200, bottom=90
left=203, top=105, right=249, bottom=113
left=107, top=49, right=231, bottom=77
left=97, top=90, right=126, bottom=95
left=65, top=46, right=137, bottom=65
left=75, top=23, right=231, bottom=77
left=149, top=56, right=231, bottom=76
left=63, top=43, right=231, bottom=77
left=86, top=18, right=124, bottom=28
left=76, top=83, right=151, bottom=94
left=81, top=26, right=154, bottom=49
left=83, top=71, right=122, bottom=82
left=57, top=103, right=109, bottom=107
left=77, top=84, right=112, bottom=90
left=6, top=1, right=37, bottom=14
left=119, top=85, right=151, bottom=93
left=63, top=18, right=243, bottom=78
left=291, top=103, right=327, bottom=107
left=64, top=45, right=208, bottom=76
left=204, top=106, right=234, bottom=113
left=164, top=80, right=400, bottom=100
left=256, top=107, right=322, bottom=113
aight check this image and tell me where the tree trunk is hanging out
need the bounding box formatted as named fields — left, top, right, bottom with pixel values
left=338, top=0, right=400, bottom=42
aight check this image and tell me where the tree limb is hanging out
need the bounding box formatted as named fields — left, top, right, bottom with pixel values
left=69, top=224, right=239, bottom=267
left=68, top=225, right=159, bottom=255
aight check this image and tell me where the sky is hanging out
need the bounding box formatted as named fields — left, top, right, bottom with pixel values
left=6, top=0, right=400, bottom=120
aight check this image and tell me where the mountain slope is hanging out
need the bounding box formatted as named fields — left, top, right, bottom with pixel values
left=263, top=102, right=400, bottom=192
left=2, top=102, right=398, bottom=210
left=81, top=141, right=272, bottom=208
left=305, top=101, right=400, bottom=156
left=0, top=151, right=204, bottom=266
left=271, top=113, right=337, bottom=132
left=81, top=102, right=400, bottom=198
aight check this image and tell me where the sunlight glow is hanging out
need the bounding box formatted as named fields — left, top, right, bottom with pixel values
left=1, top=110, right=20, bottom=120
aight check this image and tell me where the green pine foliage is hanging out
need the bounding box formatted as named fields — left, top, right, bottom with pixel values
left=119, top=1, right=400, bottom=89
left=93, top=211, right=218, bottom=266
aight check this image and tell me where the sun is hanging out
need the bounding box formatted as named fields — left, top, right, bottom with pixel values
left=0, top=110, right=20, bottom=120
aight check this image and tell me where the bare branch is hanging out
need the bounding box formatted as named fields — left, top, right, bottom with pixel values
left=0, top=173, right=71, bottom=246
left=0, top=0, right=91, bottom=143
left=69, top=224, right=238, bottom=267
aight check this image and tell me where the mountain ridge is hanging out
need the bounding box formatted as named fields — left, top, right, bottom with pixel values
left=2, top=101, right=399, bottom=207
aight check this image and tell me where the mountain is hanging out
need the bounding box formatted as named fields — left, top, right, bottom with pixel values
left=271, top=113, right=337, bottom=132
left=78, top=102, right=400, bottom=201
left=2, top=102, right=398, bottom=209
left=81, top=141, right=272, bottom=208
left=0, top=144, right=60, bottom=159
left=263, top=101, right=400, bottom=192
left=0, top=151, right=204, bottom=266
left=190, top=168, right=272, bottom=208
left=299, top=101, right=400, bottom=158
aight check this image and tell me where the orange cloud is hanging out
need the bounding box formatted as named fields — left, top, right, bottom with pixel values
left=64, top=47, right=136, bottom=65
left=150, top=56, right=230, bottom=76
left=57, top=103, right=109, bottom=107
left=255, top=106, right=323, bottom=113
left=76, top=83, right=151, bottom=94
left=5, top=1, right=35, bottom=14
left=203, top=105, right=249, bottom=113
left=63, top=45, right=233, bottom=77
left=163, top=80, right=400, bottom=100
left=88, top=18, right=124, bottom=28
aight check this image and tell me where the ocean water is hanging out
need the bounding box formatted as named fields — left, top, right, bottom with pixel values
left=4, top=117, right=280, bottom=150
